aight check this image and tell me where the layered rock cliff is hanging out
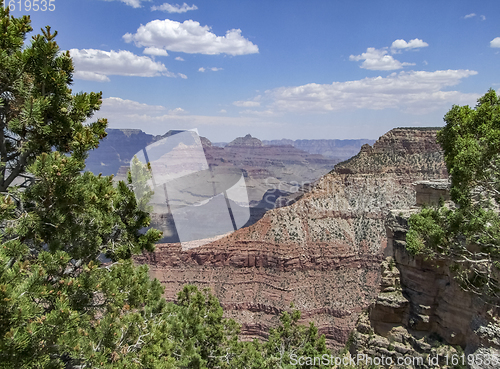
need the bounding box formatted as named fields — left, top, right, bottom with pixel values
left=135, top=127, right=448, bottom=348
left=350, top=182, right=500, bottom=368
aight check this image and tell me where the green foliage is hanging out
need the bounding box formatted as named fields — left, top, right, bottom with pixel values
left=261, top=306, right=329, bottom=369
left=438, top=89, right=500, bottom=209
left=407, top=89, right=500, bottom=301
left=166, top=285, right=241, bottom=369
left=0, top=3, right=107, bottom=192
left=128, top=155, right=155, bottom=214
left=388, top=257, right=395, bottom=271
left=0, top=6, right=171, bottom=367
left=406, top=206, right=450, bottom=256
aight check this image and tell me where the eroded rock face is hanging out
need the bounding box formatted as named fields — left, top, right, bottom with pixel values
left=135, top=127, right=448, bottom=348
left=351, top=185, right=500, bottom=368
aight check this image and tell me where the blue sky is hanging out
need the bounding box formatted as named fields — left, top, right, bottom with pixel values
left=16, top=0, right=500, bottom=141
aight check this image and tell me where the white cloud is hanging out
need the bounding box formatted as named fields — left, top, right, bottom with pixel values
left=102, top=97, right=167, bottom=113
left=233, top=95, right=261, bottom=108
left=349, top=47, right=415, bottom=70
left=151, top=2, right=198, bottom=13
left=219, top=109, right=227, bottom=114
left=70, top=49, right=184, bottom=80
left=101, top=0, right=151, bottom=8
left=490, top=37, right=500, bottom=48
left=96, top=97, right=276, bottom=134
left=463, top=13, right=486, bottom=20
left=175, top=56, right=185, bottom=61
left=260, top=69, right=478, bottom=114
left=391, top=38, right=429, bottom=52
left=73, top=71, right=111, bottom=82
left=233, top=100, right=260, bottom=107
left=143, top=47, right=169, bottom=56
left=168, top=107, right=186, bottom=114
left=123, top=19, right=259, bottom=56
left=199, top=66, right=223, bottom=72
left=178, top=73, right=188, bottom=79
left=239, top=109, right=277, bottom=117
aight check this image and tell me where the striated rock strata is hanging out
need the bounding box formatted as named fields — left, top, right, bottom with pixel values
left=351, top=182, right=500, bottom=368
left=135, top=127, right=448, bottom=348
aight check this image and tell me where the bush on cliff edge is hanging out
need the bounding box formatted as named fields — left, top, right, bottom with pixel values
left=407, top=89, right=500, bottom=302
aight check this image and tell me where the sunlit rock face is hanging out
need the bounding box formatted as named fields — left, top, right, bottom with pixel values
left=135, top=127, right=448, bottom=348
left=351, top=184, right=500, bottom=368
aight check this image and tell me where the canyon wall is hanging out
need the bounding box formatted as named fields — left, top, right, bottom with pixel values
left=135, top=127, right=448, bottom=348
left=351, top=182, right=500, bottom=368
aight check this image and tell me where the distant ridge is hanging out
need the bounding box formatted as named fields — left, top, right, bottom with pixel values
left=212, top=138, right=376, bottom=161
left=394, top=126, right=442, bottom=131
left=262, top=138, right=376, bottom=160
left=86, top=129, right=373, bottom=176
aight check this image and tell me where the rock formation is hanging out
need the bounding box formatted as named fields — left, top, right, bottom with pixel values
left=350, top=181, right=500, bottom=368
left=135, top=127, right=448, bottom=348
left=226, top=134, right=264, bottom=147
left=202, top=134, right=338, bottom=207
left=86, top=129, right=338, bottom=207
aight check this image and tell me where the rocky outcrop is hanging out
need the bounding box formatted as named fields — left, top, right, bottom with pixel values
left=351, top=181, right=500, bottom=368
left=226, top=134, right=264, bottom=147
left=414, top=179, right=450, bottom=206
left=135, top=127, right=448, bottom=348
left=334, top=127, right=445, bottom=175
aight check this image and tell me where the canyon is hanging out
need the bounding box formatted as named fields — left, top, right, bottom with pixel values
left=85, top=129, right=368, bottom=180
left=86, top=130, right=362, bottom=242
left=135, top=127, right=449, bottom=348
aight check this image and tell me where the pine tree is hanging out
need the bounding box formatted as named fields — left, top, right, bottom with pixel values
left=262, top=306, right=329, bottom=369
left=0, top=5, right=106, bottom=192
left=0, top=5, right=171, bottom=367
